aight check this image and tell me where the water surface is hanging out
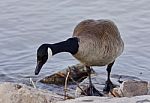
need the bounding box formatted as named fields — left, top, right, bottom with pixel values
left=0, top=0, right=150, bottom=85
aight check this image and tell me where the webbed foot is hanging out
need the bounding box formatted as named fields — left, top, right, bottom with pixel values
left=82, top=84, right=103, bottom=96
left=103, top=80, right=116, bottom=93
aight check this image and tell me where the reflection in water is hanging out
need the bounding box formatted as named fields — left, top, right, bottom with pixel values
left=0, top=0, right=150, bottom=87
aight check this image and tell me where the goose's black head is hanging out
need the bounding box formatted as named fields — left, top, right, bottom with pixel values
left=35, top=44, right=51, bottom=75
left=35, top=37, right=79, bottom=75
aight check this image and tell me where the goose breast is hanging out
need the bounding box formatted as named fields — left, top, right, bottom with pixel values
left=73, top=19, right=124, bottom=66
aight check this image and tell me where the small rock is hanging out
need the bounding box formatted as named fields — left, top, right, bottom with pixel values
left=116, top=80, right=148, bottom=97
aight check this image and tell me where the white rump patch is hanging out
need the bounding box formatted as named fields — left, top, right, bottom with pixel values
left=48, top=48, right=52, bottom=57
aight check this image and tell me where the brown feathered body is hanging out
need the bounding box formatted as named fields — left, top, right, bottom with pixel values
left=73, top=19, right=124, bottom=66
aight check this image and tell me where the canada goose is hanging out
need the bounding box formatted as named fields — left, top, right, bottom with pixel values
left=35, top=19, right=124, bottom=96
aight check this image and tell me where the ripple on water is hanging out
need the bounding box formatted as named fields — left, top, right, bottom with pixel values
left=0, top=0, right=150, bottom=89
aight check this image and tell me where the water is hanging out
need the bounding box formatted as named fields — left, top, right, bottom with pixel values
left=0, top=0, right=150, bottom=85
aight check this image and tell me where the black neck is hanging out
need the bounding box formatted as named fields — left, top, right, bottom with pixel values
left=48, top=37, right=79, bottom=55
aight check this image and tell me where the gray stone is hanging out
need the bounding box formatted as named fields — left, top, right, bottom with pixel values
left=0, top=82, right=63, bottom=103
left=118, top=80, right=148, bottom=97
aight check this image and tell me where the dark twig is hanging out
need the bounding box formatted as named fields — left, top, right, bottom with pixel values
left=68, top=66, right=87, bottom=96
left=109, top=90, right=116, bottom=97
left=64, top=69, right=70, bottom=100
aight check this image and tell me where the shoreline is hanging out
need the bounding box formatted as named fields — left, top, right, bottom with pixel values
left=0, top=82, right=150, bottom=103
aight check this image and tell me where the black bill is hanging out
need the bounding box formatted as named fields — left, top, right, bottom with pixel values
left=35, top=61, right=44, bottom=75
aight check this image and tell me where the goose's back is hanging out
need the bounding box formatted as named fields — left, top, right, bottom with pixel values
left=73, top=19, right=124, bottom=66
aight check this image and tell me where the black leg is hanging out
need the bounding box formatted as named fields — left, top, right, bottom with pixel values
left=84, top=66, right=103, bottom=96
left=86, top=66, right=92, bottom=87
left=106, top=61, right=114, bottom=81
left=103, top=61, right=116, bottom=93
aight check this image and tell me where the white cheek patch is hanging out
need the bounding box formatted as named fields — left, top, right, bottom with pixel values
left=48, top=48, right=53, bottom=58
